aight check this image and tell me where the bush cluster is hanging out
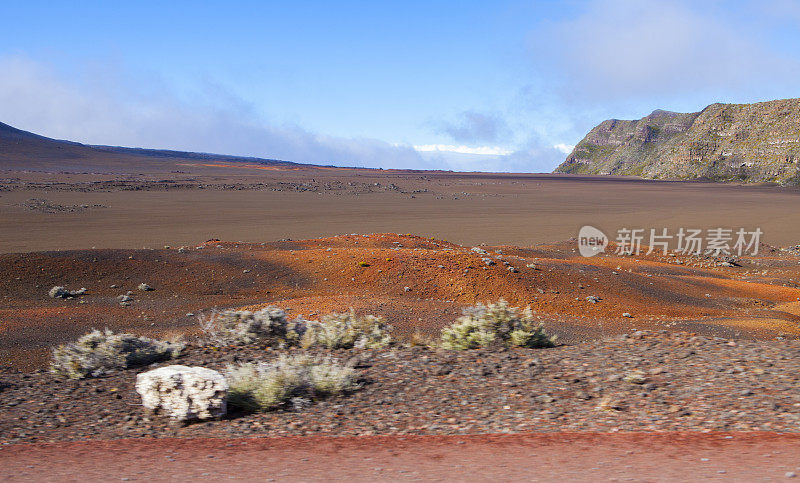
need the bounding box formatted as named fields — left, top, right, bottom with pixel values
left=199, top=307, right=392, bottom=349
left=51, top=329, right=183, bottom=379
left=198, top=307, right=305, bottom=347
left=225, top=355, right=358, bottom=412
left=301, top=310, right=392, bottom=349
left=440, top=299, right=556, bottom=350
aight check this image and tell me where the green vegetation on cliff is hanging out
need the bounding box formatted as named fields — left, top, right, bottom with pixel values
left=555, top=99, right=800, bottom=185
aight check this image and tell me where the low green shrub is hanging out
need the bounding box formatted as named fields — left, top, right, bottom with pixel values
left=225, top=355, right=358, bottom=412
left=198, top=307, right=307, bottom=347
left=198, top=306, right=391, bottom=350
left=301, top=310, right=392, bottom=349
left=440, top=299, right=556, bottom=350
left=51, top=329, right=183, bottom=379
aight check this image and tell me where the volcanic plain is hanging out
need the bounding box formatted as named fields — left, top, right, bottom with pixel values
left=3, top=164, right=800, bottom=367
left=4, top=161, right=800, bottom=480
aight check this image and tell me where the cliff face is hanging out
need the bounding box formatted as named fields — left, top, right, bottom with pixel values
left=555, top=99, right=800, bottom=185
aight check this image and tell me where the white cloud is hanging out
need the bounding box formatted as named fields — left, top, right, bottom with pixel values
left=413, top=144, right=512, bottom=156
left=553, top=143, right=574, bottom=154
left=435, top=110, right=509, bottom=143
left=532, top=0, right=800, bottom=101
left=415, top=141, right=565, bottom=173
left=0, top=55, right=425, bottom=169
left=0, top=56, right=572, bottom=174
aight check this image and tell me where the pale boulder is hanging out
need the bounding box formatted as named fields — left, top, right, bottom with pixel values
left=135, top=365, right=227, bottom=421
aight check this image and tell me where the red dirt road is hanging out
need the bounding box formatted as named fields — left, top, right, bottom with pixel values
left=2, top=432, right=799, bottom=481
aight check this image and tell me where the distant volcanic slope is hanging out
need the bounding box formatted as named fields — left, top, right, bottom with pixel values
left=555, top=98, right=800, bottom=185
left=0, top=121, right=306, bottom=173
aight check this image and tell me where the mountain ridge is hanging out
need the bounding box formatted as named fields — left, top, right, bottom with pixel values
left=555, top=98, right=800, bottom=185
left=0, top=121, right=327, bottom=173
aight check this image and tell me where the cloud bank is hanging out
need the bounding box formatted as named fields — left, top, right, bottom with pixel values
left=0, top=56, right=565, bottom=172
left=413, top=144, right=512, bottom=156
left=435, top=110, right=509, bottom=144
left=531, top=0, right=800, bottom=102
left=0, top=56, right=427, bottom=169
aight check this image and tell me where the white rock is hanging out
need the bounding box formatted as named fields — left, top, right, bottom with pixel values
left=49, top=286, right=86, bottom=298
left=49, top=286, right=69, bottom=298
left=135, top=365, right=227, bottom=421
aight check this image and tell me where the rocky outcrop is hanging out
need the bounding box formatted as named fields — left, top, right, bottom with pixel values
left=555, top=98, right=800, bottom=185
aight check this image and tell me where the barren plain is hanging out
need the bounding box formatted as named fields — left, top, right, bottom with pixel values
left=4, top=161, right=800, bottom=479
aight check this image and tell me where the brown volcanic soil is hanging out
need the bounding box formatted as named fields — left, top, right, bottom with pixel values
left=3, top=168, right=800, bottom=253
left=3, top=233, right=800, bottom=371
left=4, top=432, right=800, bottom=481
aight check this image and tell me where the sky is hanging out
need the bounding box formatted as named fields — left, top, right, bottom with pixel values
left=1, top=0, right=800, bottom=172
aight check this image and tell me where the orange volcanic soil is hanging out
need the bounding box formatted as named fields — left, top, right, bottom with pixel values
left=3, top=233, right=800, bottom=370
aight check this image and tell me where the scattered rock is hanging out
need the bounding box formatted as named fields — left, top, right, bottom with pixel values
left=623, top=371, right=648, bottom=385
left=138, top=283, right=154, bottom=291
left=48, top=286, right=87, bottom=299
left=596, top=395, right=625, bottom=411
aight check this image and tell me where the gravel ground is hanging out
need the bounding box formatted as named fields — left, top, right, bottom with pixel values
left=3, top=330, right=800, bottom=444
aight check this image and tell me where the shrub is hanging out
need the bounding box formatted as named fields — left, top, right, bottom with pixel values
left=301, top=310, right=392, bottom=349
left=407, top=330, right=436, bottom=348
left=440, top=299, right=556, bottom=350
left=198, top=307, right=308, bottom=347
left=225, top=355, right=358, bottom=412
left=51, top=329, right=183, bottom=379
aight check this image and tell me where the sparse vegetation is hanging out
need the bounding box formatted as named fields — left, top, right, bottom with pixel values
left=301, top=310, right=392, bottom=349
left=199, top=307, right=391, bottom=350
left=440, top=299, right=556, bottom=350
left=51, top=329, right=183, bottom=379
left=225, top=355, right=358, bottom=413
left=407, top=329, right=436, bottom=348
left=198, top=307, right=307, bottom=347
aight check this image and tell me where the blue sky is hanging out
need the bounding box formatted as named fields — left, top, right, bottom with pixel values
left=1, top=0, right=800, bottom=172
